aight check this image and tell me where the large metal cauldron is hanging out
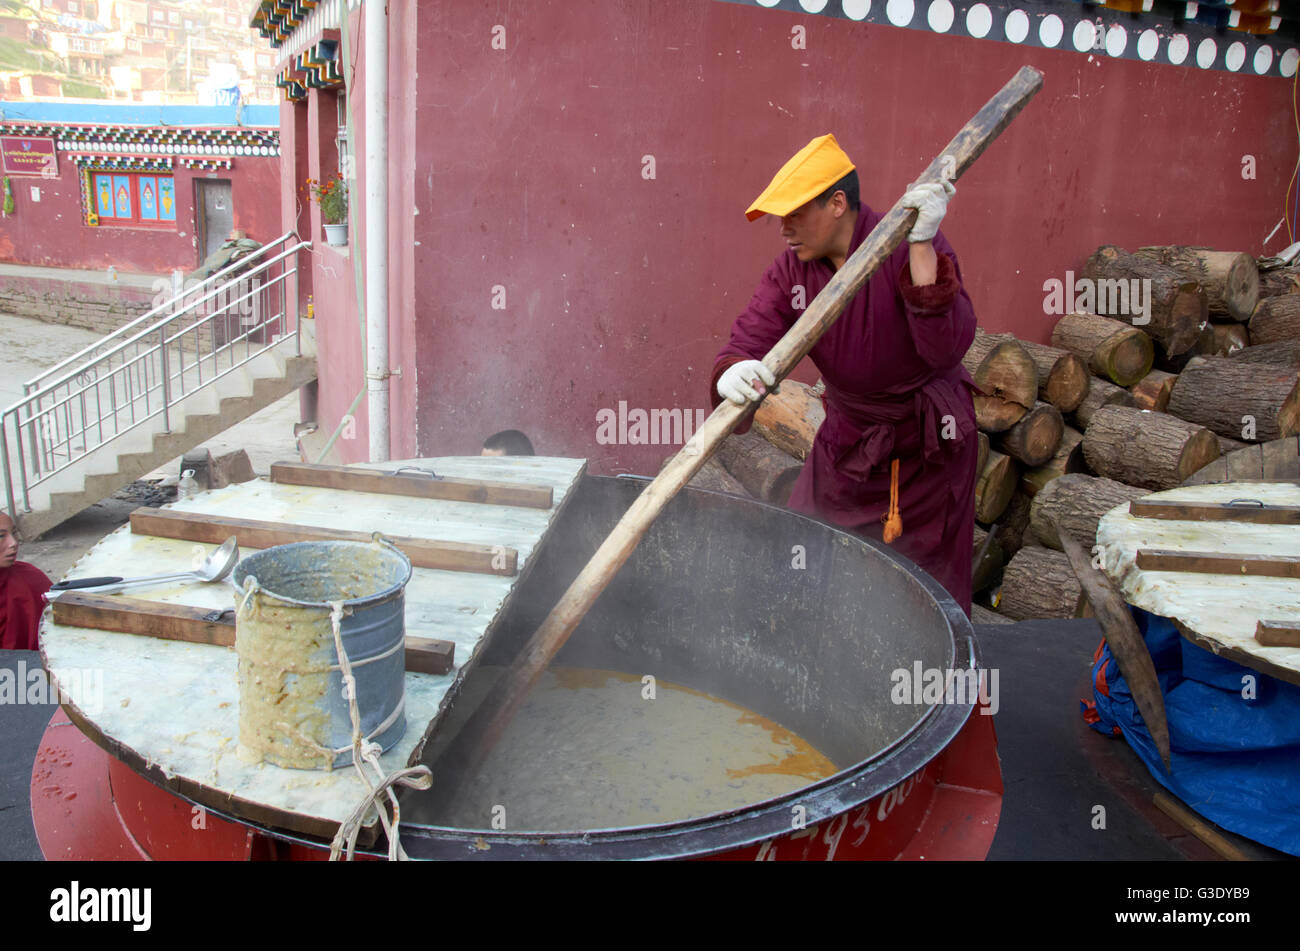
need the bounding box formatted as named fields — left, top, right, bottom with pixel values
left=397, top=474, right=1001, bottom=860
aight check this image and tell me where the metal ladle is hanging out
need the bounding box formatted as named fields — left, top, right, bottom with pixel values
left=50, top=536, right=241, bottom=595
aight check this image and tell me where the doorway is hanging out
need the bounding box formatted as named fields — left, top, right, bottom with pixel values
left=195, top=178, right=234, bottom=265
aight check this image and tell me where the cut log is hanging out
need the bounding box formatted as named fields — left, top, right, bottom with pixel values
left=1226, top=340, right=1300, bottom=368
left=1134, top=246, right=1259, bottom=322
left=972, top=525, right=1005, bottom=594
left=1165, top=356, right=1300, bottom=442
left=1025, top=341, right=1090, bottom=413
left=995, top=400, right=1064, bottom=468
left=662, top=455, right=751, bottom=496
left=1129, top=369, right=1177, bottom=413
left=1205, top=321, right=1249, bottom=356
left=967, top=336, right=1037, bottom=433
left=1073, top=378, right=1136, bottom=429
left=968, top=330, right=1090, bottom=412
left=1029, top=473, right=1148, bottom=551
left=714, top=430, right=803, bottom=505
left=974, top=448, right=1018, bottom=524
left=1249, top=294, right=1300, bottom=347
left=974, top=393, right=1028, bottom=434
left=751, top=380, right=825, bottom=461
left=971, top=603, right=1014, bottom=625
left=960, top=328, right=1001, bottom=377
left=1050, top=312, right=1154, bottom=386
left=990, top=489, right=1033, bottom=560
left=1081, top=245, right=1208, bottom=356
left=1257, top=266, right=1300, bottom=300
left=976, top=431, right=989, bottom=482
left=1020, top=425, right=1086, bottom=497
left=1082, top=405, right=1220, bottom=490
left=1217, top=434, right=1249, bottom=456
left=998, top=545, right=1084, bottom=620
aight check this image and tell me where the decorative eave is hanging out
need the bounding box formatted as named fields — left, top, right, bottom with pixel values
left=0, top=121, right=279, bottom=157
left=250, top=0, right=321, bottom=49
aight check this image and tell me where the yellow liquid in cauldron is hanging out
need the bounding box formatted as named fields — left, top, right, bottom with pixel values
left=441, top=667, right=838, bottom=832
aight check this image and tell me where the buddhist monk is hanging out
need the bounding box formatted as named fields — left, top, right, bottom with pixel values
left=481, top=430, right=536, bottom=456
left=0, top=512, right=51, bottom=651
left=712, top=134, right=978, bottom=614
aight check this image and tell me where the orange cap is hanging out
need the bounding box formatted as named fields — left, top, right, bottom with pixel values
left=744, top=134, right=856, bottom=222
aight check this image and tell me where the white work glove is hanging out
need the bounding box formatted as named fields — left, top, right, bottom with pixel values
left=717, top=359, right=776, bottom=406
left=900, top=179, right=956, bottom=243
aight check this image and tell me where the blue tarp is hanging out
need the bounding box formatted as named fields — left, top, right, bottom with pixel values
left=1085, top=608, right=1300, bottom=857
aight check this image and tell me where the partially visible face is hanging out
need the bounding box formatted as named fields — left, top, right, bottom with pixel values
left=481, top=447, right=505, bottom=457
left=0, top=515, right=18, bottom=569
left=779, top=196, right=843, bottom=263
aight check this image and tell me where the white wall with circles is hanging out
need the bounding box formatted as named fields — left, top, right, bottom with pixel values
left=724, top=0, right=1300, bottom=78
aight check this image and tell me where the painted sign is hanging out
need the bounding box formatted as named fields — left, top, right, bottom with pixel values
left=1, top=137, right=58, bottom=178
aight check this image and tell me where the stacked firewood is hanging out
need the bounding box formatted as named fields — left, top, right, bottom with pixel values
left=664, top=384, right=825, bottom=504
left=691, top=245, right=1300, bottom=623
left=975, top=244, right=1300, bottom=621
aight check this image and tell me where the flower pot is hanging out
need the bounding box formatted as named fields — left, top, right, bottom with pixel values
left=324, top=222, right=348, bottom=246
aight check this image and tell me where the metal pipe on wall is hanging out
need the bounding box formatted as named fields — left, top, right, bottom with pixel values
left=365, top=0, right=390, bottom=462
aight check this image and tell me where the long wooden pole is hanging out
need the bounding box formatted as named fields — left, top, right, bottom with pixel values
left=456, top=66, right=1045, bottom=770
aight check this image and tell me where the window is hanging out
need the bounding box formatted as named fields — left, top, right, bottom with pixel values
left=92, top=172, right=176, bottom=227
left=152, top=9, right=164, bottom=23
left=335, top=91, right=350, bottom=178
left=67, top=0, right=79, bottom=13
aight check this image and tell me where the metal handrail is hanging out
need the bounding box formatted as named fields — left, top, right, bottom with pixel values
left=18, top=244, right=307, bottom=407
left=15, top=267, right=298, bottom=422
left=2, top=238, right=311, bottom=525
left=23, top=231, right=300, bottom=394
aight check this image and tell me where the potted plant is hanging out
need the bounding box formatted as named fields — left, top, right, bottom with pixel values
left=307, top=173, right=348, bottom=245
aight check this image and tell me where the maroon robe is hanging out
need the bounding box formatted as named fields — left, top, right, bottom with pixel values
left=711, top=205, right=978, bottom=615
left=0, top=561, right=52, bottom=651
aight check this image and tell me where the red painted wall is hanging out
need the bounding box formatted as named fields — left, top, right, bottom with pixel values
left=0, top=136, right=281, bottom=275
left=302, top=0, right=1294, bottom=475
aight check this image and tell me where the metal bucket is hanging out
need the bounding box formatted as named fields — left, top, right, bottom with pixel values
left=232, top=536, right=412, bottom=770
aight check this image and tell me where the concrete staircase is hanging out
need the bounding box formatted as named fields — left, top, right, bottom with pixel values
left=2, top=233, right=317, bottom=540
left=14, top=330, right=316, bottom=540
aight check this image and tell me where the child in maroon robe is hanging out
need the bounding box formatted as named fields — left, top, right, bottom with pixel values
left=712, top=136, right=978, bottom=615
left=0, top=513, right=51, bottom=651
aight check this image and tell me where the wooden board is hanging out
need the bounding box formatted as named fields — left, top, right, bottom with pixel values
left=269, top=461, right=553, bottom=509
left=1130, top=499, right=1300, bottom=525
left=1135, top=549, right=1300, bottom=579
left=129, top=508, right=519, bottom=576
left=50, top=591, right=455, bottom=674
left=38, top=455, right=588, bottom=839
left=1095, top=481, right=1300, bottom=686
left=1183, top=436, right=1300, bottom=486
left=1256, top=620, right=1300, bottom=648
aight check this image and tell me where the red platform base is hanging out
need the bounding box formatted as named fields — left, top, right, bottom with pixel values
left=32, top=705, right=1002, bottom=861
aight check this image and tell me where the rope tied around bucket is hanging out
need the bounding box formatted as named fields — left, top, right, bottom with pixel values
left=324, top=600, right=433, bottom=861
